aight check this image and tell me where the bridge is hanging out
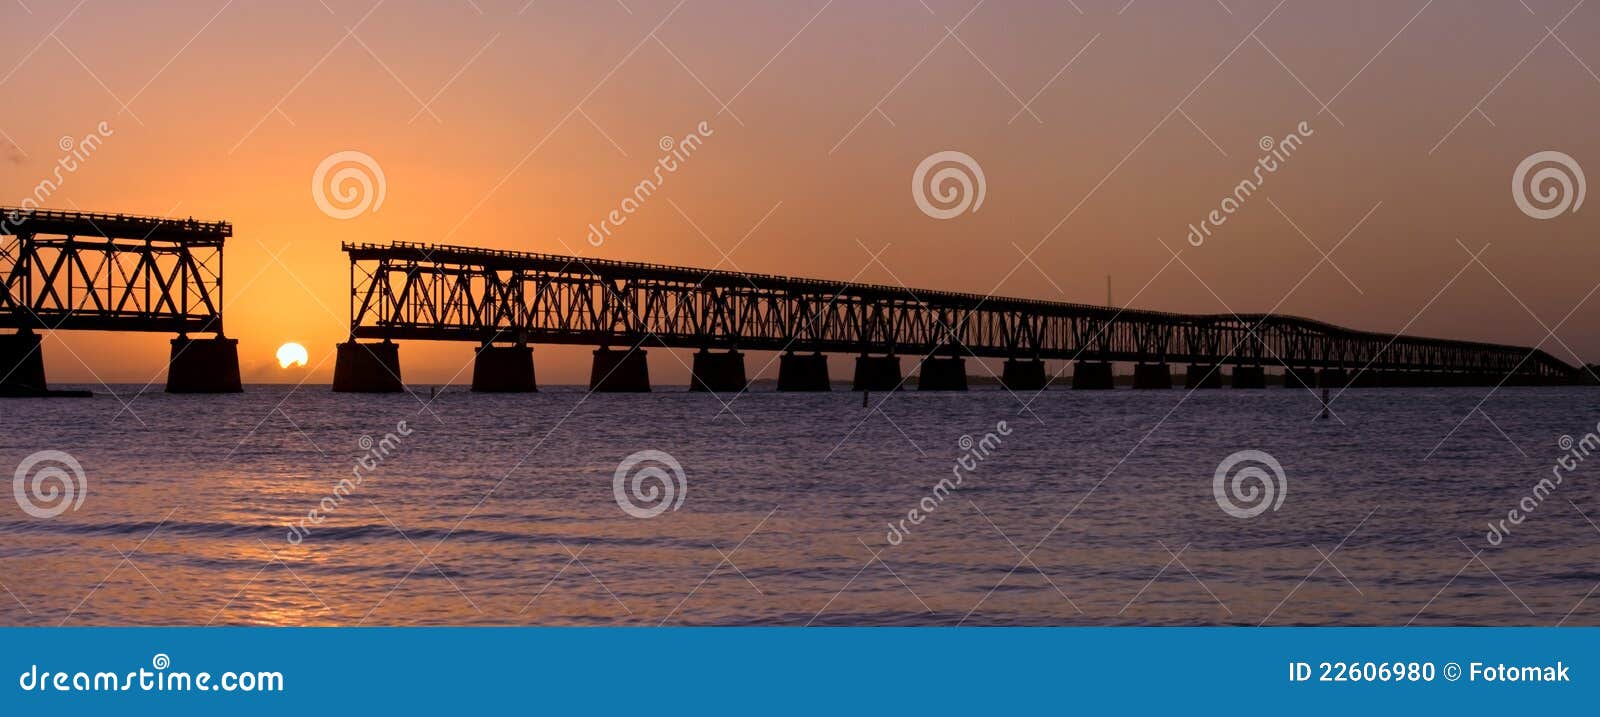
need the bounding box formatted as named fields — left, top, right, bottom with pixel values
left=1, top=207, right=240, bottom=395
left=333, top=240, right=1579, bottom=392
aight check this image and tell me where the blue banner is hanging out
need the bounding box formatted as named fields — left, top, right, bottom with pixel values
left=1, top=627, right=1592, bottom=714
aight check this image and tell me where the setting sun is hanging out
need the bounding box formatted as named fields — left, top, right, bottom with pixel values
left=275, top=342, right=309, bottom=369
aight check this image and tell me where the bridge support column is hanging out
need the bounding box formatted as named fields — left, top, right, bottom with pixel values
left=1398, top=371, right=1429, bottom=387
left=333, top=341, right=403, bottom=393
left=1231, top=365, right=1267, bottom=389
left=917, top=356, right=967, bottom=391
left=1281, top=367, right=1317, bottom=389
left=0, top=331, right=47, bottom=394
left=591, top=348, right=650, bottom=392
left=1349, top=370, right=1383, bottom=388
left=690, top=350, right=747, bottom=392
left=777, top=352, right=831, bottom=391
left=853, top=355, right=902, bottom=392
left=1318, top=368, right=1349, bottom=389
left=1072, top=361, right=1114, bottom=390
left=1001, top=359, right=1047, bottom=391
left=1132, top=363, right=1171, bottom=389
left=471, top=344, right=536, bottom=392
left=167, top=336, right=243, bottom=393
left=1184, top=364, right=1222, bottom=389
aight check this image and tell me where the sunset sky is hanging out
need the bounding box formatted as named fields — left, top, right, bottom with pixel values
left=3, top=0, right=1597, bottom=385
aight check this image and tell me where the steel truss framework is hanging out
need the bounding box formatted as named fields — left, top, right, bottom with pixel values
left=345, top=241, right=1576, bottom=380
left=0, top=207, right=230, bottom=335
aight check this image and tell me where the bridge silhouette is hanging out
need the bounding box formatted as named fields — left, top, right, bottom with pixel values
left=334, top=240, right=1578, bottom=393
left=1, top=207, right=238, bottom=395
left=0, top=208, right=1581, bottom=396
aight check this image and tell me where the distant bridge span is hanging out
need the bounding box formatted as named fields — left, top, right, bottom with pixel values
left=336, top=241, right=1578, bottom=392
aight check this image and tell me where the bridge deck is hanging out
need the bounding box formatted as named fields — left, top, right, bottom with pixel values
left=343, top=241, right=1576, bottom=379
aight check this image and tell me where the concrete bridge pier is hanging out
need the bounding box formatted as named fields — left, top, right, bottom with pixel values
left=917, top=356, right=967, bottom=391
left=1072, top=361, right=1114, bottom=390
left=1185, top=364, right=1223, bottom=389
left=1231, top=365, right=1267, bottom=388
left=591, top=347, right=650, bottom=392
left=1132, top=363, right=1172, bottom=389
left=166, top=336, right=243, bottom=393
left=472, top=343, right=536, bottom=392
left=690, top=350, right=748, bottom=392
left=777, top=352, right=831, bottom=391
left=1376, top=371, right=1411, bottom=387
left=1318, top=368, right=1350, bottom=389
left=333, top=341, right=404, bottom=392
left=853, top=354, right=902, bottom=391
left=1349, top=370, right=1384, bottom=388
left=1001, top=359, right=1048, bottom=391
left=0, top=331, right=47, bottom=393
left=1281, top=366, right=1317, bottom=389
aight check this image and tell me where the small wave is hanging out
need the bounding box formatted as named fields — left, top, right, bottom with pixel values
left=0, top=517, right=703, bottom=550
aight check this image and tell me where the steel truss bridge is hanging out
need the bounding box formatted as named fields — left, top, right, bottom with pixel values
left=343, top=241, right=1577, bottom=382
left=1, top=207, right=240, bottom=395
left=1, top=207, right=230, bottom=335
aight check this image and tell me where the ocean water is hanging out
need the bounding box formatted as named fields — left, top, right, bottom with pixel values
left=1, top=383, right=1597, bottom=626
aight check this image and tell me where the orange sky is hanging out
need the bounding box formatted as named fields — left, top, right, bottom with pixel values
left=3, top=0, right=1597, bottom=385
